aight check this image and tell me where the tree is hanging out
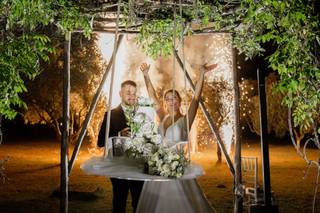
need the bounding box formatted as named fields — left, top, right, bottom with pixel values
left=22, top=34, right=106, bottom=145
left=0, top=0, right=91, bottom=120
left=239, top=73, right=289, bottom=138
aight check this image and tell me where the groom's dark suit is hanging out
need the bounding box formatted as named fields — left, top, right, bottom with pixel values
left=98, top=105, right=144, bottom=213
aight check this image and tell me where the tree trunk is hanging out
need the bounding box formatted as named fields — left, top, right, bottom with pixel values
left=60, top=32, right=71, bottom=213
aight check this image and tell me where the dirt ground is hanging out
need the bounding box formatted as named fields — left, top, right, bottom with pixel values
left=0, top=138, right=319, bottom=213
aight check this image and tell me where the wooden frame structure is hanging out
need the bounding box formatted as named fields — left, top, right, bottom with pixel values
left=61, top=1, right=243, bottom=212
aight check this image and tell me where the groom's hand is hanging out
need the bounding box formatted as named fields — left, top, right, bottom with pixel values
left=118, top=127, right=131, bottom=137
left=140, top=63, right=150, bottom=75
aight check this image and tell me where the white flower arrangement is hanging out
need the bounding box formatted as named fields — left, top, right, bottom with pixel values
left=123, top=97, right=187, bottom=178
left=146, top=145, right=186, bottom=178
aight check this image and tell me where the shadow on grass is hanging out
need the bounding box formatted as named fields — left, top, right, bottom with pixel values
left=12, top=164, right=60, bottom=175
left=51, top=187, right=106, bottom=201
left=0, top=187, right=107, bottom=213
left=0, top=199, right=59, bottom=213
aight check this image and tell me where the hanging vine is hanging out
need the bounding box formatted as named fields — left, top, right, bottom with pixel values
left=123, top=1, right=212, bottom=58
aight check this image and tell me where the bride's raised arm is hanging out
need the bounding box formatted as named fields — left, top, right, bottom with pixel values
left=140, top=63, right=165, bottom=120
left=187, top=63, right=218, bottom=129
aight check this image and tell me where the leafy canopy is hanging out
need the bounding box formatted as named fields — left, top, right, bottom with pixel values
left=1, top=0, right=319, bottom=136
left=219, top=0, right=320, bottom=133
left=0, top=0, right=92, bottom=119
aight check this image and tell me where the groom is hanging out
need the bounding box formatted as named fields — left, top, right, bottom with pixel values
left=97, top=80, right=144, bottom=213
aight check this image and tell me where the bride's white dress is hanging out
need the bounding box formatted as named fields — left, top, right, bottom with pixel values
left=136, top=115, right=216, bottom=213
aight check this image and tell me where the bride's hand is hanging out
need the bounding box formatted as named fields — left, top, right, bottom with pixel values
left=140, top=63, right=150, bottom=75
left=202, top=63, right=218, bottom=74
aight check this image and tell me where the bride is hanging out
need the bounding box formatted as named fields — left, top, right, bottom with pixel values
left=136, top=62, right=218, bottom=213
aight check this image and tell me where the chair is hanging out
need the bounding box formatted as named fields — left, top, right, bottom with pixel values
left=241, top=156, right=259, bottom=205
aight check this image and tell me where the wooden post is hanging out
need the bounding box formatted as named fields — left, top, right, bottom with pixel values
left=68, top=35, right=123, bottom=174
left=257, top=68, right=272, bottom=206
left=61, top=31, right=71, bottom=213
left=174, top=50, right=235, bottom=177
left=232, top=50, right=243, bottom=213
left=104, top=0, right=122, bottom=158
left=249, top=69, right=278, bottom=212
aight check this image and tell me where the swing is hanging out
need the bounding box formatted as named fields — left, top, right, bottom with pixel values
left=64, top=1, right=242, bottom=212
left=102, top=0, right=193, bottom=163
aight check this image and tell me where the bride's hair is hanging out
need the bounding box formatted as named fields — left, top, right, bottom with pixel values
left=163, top=89, right=181, bottom=102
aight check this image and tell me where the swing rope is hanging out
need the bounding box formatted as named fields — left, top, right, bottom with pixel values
left=171, top=0, right=191, bottom=162
left=104, top=0, right=121, bottom=158
left=171, top=3, right=177, bottom=144
left=179, top=0, right=191, bottom=161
